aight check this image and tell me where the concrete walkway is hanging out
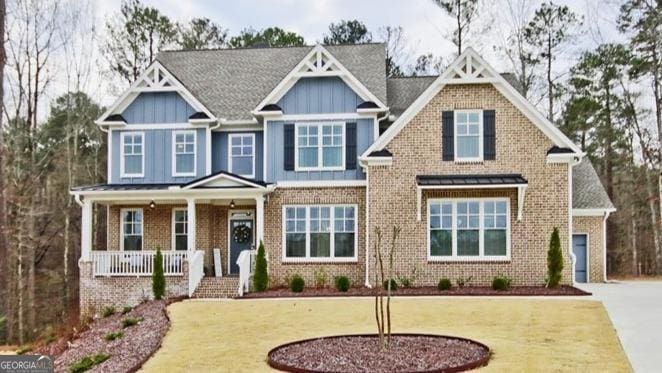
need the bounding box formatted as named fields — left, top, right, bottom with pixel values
left=579, top=281, right=662, bottom=373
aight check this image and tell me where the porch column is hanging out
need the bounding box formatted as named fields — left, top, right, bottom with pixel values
left=80, top=199, right=93, bottom=261
left=187, top=198, right=197, bottom=253
left=255, top=196, right=264, bottom=247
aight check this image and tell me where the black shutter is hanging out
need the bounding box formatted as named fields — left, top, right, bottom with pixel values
left=483, top=110, right=496, bottom=160
left=284, top=124, right=295, bottom=171
left=442, top=111, right=454, bottom=161
left=345, top=122, right=357, bottom=170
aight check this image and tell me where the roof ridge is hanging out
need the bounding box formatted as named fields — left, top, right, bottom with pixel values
left=159, top=42, right=385, bottom=55
left=388, top=75, right=439, bottom=79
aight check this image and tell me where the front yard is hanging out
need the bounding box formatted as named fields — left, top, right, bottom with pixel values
left=142, top=297, right=630, bottom=372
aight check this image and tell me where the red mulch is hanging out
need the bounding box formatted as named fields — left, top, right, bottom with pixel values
left=41, top=300, right=170, bottom=373
left=241, top=285, right=589, bottom=299
left=268, top=334, right=490, bottom=373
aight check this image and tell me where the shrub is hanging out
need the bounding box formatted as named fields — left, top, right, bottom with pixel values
left=382, top=279, right=398, bottom=291
left=253, top=240, right=269, bottom=292
left=314, top=268, right=328, bottom=288
left=69, top=353, right=110, bottom=373
left=121, top=306, right=132, bottom=315
left=334, top=276, right=351, bottom=292
left=492, top=275, right=512, bottom=291
left=437, top=278, right=452, bottom=291
left=456, top=276, right=473, bottom=288
left=289, top=274, right=305, bottom=292
left=397, top=276, right=413, bottom=288
left=152, top=247, right=166, bottom=300
left=104, top=331, right=124, bottom=342
left=121, top=317, right=143, bottom=328
left=547, top=227, right=563, bottom=288
left=101, top=306, right=115, bottom=318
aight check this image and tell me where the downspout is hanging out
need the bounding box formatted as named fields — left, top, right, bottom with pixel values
left=364, top=165, right=371, bottom=287
left=603, top=210, right=612, bottom=282
left=568, top=155, right=581, bottom=285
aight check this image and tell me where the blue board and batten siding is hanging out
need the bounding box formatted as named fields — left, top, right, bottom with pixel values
left=211, top=131, right=264, bottom=181
left=277, top=77, right=362, bottom=114
left=266, top=119, right=373, bottom=182
left=122, top=92, right=196, bottom=124
left=111, top=128, right=206, bottom=184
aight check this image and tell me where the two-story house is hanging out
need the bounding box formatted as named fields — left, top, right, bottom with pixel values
left=72, top=44, right=614, bottom=313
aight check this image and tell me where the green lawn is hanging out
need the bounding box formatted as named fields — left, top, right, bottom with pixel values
left=143, top=297, right=631, bottom=372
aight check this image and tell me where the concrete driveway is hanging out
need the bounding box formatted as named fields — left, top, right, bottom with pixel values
left=579, top=281, right=662, bottom=373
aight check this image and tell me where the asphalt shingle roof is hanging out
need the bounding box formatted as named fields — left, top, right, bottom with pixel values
left=386, top=76, right=436, bottom=116
left=572, top=158, right=615, bottom=210
left=157, top=43, right=387, bottom=121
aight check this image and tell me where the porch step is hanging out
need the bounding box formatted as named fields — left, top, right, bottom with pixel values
left=192, top=276, right=239, bottom=298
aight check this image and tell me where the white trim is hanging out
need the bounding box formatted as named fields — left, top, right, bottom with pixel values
left=120, top=208, right=143, bottom=251
left=426, top=198, right=511, bottom=262
left=263, top=119, right=269, bottom=181
left=454, top=109, right=484, bottom=162
left=276, top=180, right=366, bottom=188
left=254, top=110, right=283, bottom=117
left=228, top=209, right=256, bottom=275
left=181, top=172, right=266, bottom=190
left=189, top=118, right=216, bottom=125
left=228, top=133, right=256, bottom=179
left=359, top=156, right=393, bottom=167
left=281, top=204, right=359, bottom=263
left=572, top=232, right=590, bottom=283
left=107, top=129, right=113, bottom=182
left=205, top=126, right=212, bottom=174
left=71, top=188, right=274, bottom=204
left=364, top=168, right=371, bottom=287
left=220, top=118, right=259, bottom=126
left=172, top=130, right=197, bottom=177
left=547, top=152, right=583, bottom=164
left=572, top=208, right=617, bottom=216
left=294, top=122, right=346, bottom=172
left=356, top=108, right=385, bottom=114
left=276, top=113, right=373, bottom=121
left=108, top=123, right=208, bottom=130
left=120, top=132, right=145, bottom=178
left=171, top=208, right=188, bottom=251
left=253, top=45, right=387, bottom=115
left=215, top=124, right=264, bottom=132
left=362, top=47, right=582, bottom=157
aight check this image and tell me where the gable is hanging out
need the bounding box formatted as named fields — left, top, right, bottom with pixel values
left=277, top=77, right=362, bottom=114
left=122, top=92, right=196, bottom=124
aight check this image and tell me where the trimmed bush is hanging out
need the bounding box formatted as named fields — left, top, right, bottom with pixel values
left=456, top=276, right=473, bottom=288
left=121, top=306, right=132, bottom=315
left=289, top=274, right=305, bottom=292
left=382, top=279, right=398, bottom=291
left=492, top=275, right=512, bottom=291
left=70, top=353, right=110, bottom=373
left=253, top=240, right=269, bottom=292
left=334, top=276, right=351, bottom=292
left=101, top=306, right=115, bottom=318
left=437, top=278, right=452, bottom=291
left=104, top=331, right=124, bottom=342
left=547, top=227, right=564, bottom=288
left=152, top=247, right=166, bottom=300
left=314, top=268, right=328, bottom=288
left=398, top=277, right=413, bottom=288
left=121, top=317, right=143, bottom=328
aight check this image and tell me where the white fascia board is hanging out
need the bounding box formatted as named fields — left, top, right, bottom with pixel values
left=358, top=156, right=393, bottom=167
left=572, top=208, right=617, bottom=216
left=181, top=173, right=266, bottom=190
left=70, top=187, right=273, bottom=202
left=252, top=110, right=283, bottom=117
left=547, top=152, right=584, bottom=164
left=357, top=107, right=388, bottom=114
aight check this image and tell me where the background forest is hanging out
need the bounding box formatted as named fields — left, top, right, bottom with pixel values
left=0, top=0, right=660, bottom=346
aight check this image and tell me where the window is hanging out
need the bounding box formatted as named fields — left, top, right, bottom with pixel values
left=229, top=133, right=255, bottom=178
left=295, top=123, right=344, bottom=170
left=283, top=205, right=356, bottom=261
left=428, top=199, right=509, bottom=260
left=172, top=209, right=188, bottom=251
left=121, top=132, right=144, bottom=177
left=173, top=131, right=196, bottom=176
left=121, top=209, right=143, bottom=251
left=455, top=110, right=482, bottom=161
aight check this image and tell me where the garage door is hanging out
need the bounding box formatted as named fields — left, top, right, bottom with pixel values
left=572, top=234, right=588, bottom=283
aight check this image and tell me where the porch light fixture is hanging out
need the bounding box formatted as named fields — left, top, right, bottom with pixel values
left=149, top=200, right=156, bottom=209
left=230, top=200, right=236, bottom=209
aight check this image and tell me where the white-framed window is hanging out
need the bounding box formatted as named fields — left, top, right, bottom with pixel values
left=295, top=122, right=345, bottom=171
left=120, top=132, right=144, bottom=177
left=172, top=130, right=196, bottom=176
left=121, top=208, right=143, bottom=251
left=428, top=198, right=510, bottom=261
left=283, top=204, right=356, bottom=262
left=228, top=133, right=255, bottom=178
left=454, top=110, right=483, bottom=162
left=172, top=208, right=188, bottom=251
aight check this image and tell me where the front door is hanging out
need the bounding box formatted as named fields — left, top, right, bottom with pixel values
left=572, top=234, right=588, bottom=283
left=229, top=219, right=253, bottom=275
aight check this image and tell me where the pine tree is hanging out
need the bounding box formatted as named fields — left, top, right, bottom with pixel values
left=152, top=248, right=166, bottom=300
left=253, top=241, right=268, bottom=292
left=547, top=228, right=563, bottom=288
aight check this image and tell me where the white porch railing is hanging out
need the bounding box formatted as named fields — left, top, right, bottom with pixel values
left=91, top=250, right=187, bottom=277
left=188, top=250, right=204, bottom=296
left=236, top=249, right=257, bottom=297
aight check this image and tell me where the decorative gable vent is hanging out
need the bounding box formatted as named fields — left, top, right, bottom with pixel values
left=136, top=64, right=178, bottom=91
left=297, top=47, right=342, bottom=76
left=446, top=54, right=496, bottom=83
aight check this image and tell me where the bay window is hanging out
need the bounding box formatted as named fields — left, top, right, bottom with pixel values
left=284, top=205, right=356, bottom=261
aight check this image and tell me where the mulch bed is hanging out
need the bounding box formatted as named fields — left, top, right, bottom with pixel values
left=37, top=300, right=171, bottom=373
left=241, top=285, right=589, bottom=299
left=268, top=334, right=490, bottom=373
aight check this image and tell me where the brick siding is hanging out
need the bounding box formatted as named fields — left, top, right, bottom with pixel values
left=573, top=215, right=605, bottom=283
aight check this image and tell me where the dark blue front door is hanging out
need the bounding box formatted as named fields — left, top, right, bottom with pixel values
left=572, top=234, right=588, bottom=283
left=230, top=219, right=253, bottom=275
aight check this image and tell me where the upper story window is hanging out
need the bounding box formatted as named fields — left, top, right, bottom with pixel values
left=121, top=132, right=144, bottom=178
left=173, top=131, right=196, bottom=177
left=429, top=198, right=509, bottom=261
left=229, top=133, right=255, bottom=178
left=121, top=208, right=143, bottom=251
left=295, top=123, right=344, bottom=171
left=455, top=110, right=483, bottom=162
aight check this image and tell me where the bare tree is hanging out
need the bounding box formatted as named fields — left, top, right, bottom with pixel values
left=377, top=26, right=411, bottom=77
left=431, top=0, right=479, bottom=55
left=373, top=226, right=400, bottom=350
